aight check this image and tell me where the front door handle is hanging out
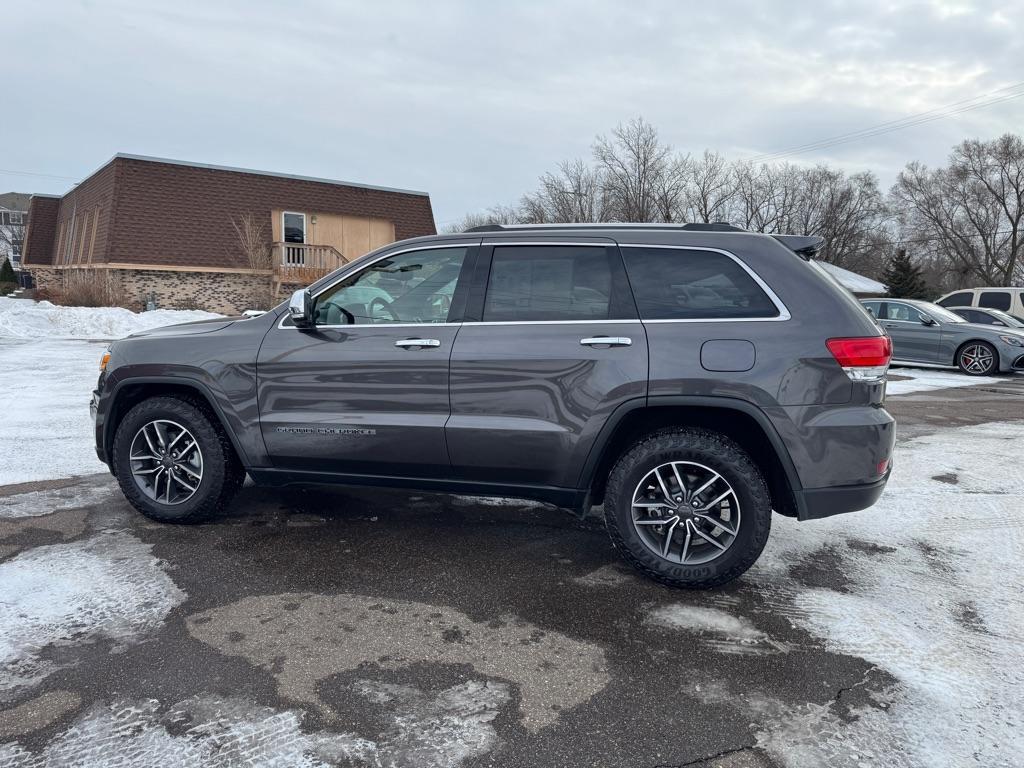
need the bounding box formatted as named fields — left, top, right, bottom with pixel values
left=395, top=338, right=441, bottom=349
left=580, top=336, right=632, bottom=348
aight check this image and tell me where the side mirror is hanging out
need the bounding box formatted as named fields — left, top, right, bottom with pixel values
left=288, top=289, right=313, bottom=327
left=921, top=315, right=937, bottom=326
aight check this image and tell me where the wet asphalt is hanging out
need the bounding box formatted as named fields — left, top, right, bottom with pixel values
left=2, top=372, right=1023, bottom=768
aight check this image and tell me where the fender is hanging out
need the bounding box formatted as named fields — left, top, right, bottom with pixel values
left=102, top=375, right=255, bottom=469
left=577, top=394, right=806, bottom=514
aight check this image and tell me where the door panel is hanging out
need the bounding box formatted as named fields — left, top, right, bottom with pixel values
left=447, top=323, right=647, bottom=487
left=880, top=302, right=939, bottom=362
left=447, top=241, right=647, bottom=489
left=257, top=324, right=459, bottom=475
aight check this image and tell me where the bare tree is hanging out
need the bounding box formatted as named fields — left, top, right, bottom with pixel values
left=519, top=159, right=608, bottom=223
left=891, top=134, right=1024, bottom=286
left=442, top=204, right=521, bottom=234
left=592, top=117, right=675, bottom=222
left=683, top=151, right=735, bottom=224
left=231, top=212, right=272, bottom=270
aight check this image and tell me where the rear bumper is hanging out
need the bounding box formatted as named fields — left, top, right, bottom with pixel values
left=796, top=468, right=891, bottom=521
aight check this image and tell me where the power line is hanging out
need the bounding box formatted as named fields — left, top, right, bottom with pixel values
left=0, top=168, right=79, bottom=181
left=747, top=82, right=1024, bottom=164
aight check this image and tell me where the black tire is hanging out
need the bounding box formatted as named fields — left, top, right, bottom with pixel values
left=604, top=428, right=771, bottom=589
left=112, top=396, right=244, bottom=523
left=956, top=340, right=998, bottom=376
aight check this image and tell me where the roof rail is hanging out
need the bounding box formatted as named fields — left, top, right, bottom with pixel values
left=463, top=222, right=745, bottom=233
left=773, top=234, right=825, bottom=260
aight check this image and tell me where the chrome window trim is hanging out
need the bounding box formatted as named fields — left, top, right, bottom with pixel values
left=617, top=243, right=791, bottom=322
left=278, top=239, right=792, bottom=329
left=462, top=319, right=642, bottom=327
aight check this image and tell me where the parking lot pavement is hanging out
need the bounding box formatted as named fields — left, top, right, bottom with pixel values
left=2, top=376, right=1023, bottom=768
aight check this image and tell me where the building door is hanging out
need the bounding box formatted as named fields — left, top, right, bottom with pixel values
left=257, top=242, right=477, bottom=476
left=282, top=211, right=307, bottom=266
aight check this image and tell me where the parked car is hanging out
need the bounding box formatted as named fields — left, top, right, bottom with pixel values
left=91, top=224, right=895, bottom=589
left=947, top=306, right=1024, bottom=329
left=861, top=298, right=1024, bottom=376
left=935, top=287, right=1024, bottom=323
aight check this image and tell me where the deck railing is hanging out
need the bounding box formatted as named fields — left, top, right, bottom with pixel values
left=272, top=242, right=347, bottom=284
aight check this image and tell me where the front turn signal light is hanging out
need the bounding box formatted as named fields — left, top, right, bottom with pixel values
left=99, top=350, right=111, bottom=372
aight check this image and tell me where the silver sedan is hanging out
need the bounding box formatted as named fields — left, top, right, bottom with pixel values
left=860, top=298, right=1024, bottom=376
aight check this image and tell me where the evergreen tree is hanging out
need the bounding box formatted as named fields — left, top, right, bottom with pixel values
left=882, top=249, right=930, bottom=299
left=0, top=257, right=15, bottom=285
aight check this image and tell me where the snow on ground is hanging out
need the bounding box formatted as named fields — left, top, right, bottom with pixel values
left=0, top=299, right=223, bottom=485
left=0, top=683, right=509, bottom=768
left=0, top=297, right=219, bottom=340
left=886, top=366, right=1005, bottom=395
left=678, top=421, right=1024, bottom=767
left=0, top=532, right=186, bottom=698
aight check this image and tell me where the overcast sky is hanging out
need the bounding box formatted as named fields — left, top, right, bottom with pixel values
left=5, top=0, right=1023, bottom=226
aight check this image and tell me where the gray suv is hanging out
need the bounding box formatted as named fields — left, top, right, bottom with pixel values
left=91, top=224, right=895, bottom=588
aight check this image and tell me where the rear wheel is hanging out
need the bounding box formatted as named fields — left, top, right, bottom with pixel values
left=604, top=428, right=771, bottom=589
left=112, top=396, right=243, bottom=523
left=956, top=341, right=998, bottom=376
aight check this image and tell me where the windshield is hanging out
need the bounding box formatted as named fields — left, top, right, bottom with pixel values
left=921, top=303, right=967, bottom=323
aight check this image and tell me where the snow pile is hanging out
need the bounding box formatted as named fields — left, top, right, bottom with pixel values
left=0, top=297, right=221, bottom=340
left=886, top=366, right=1005, bottom=395
left=0, top=339, right=116, bottom=484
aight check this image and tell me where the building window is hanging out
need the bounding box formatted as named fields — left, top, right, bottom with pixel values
left=283, top=212, right=306, bottom=244
left=9, top=212, right=23, bottom=225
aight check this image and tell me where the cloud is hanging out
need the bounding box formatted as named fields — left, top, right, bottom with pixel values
left=5, top=0, right=1022, bottom=224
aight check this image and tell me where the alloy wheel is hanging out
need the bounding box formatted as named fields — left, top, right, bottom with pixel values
left=960, top=344, right=995, bottom=374
left=631, top=461, right=741, bottom=565
left=129, top=419, right=204, bottom=505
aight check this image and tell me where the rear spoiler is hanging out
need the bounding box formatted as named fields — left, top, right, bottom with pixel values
left=773, top=235, right=825, bottom=260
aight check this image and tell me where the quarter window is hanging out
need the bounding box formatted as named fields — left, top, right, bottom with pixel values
left=978, top=291, right=1011, bottom=311
left=622, top=247, right=779, bottom=320
left=313, top=247, right=468, bottom=325
left=482, top=245, right=620, bottom=322
left=936, top=291, right=973, bottom=308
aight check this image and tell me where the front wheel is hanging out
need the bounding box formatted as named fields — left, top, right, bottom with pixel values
left=957, top=341, right=998, bottom=376
left=604, top=428, right=772, bottom=589
left=112, top=396, right=244, bottom=523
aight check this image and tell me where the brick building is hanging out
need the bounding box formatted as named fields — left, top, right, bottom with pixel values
left=21, top=154, right=436, bottom=313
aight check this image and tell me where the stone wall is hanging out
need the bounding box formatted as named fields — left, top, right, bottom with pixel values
left=28, top=266, right=278, bottom=315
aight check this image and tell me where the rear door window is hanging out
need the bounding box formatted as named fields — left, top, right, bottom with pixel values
left=482, top=245, right=632, bottom=322
left=881, top=302, right=927, bottom=322
left=978, top=291, right=1012, bottom=311
left=937, top=292, right=974, bottom=307
left=621, top=246, right=779, bottom=320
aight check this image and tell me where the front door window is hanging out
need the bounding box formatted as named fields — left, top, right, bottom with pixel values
left=313, top=247, right=468, bottom=325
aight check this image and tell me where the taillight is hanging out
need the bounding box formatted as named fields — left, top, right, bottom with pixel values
left=826, top=336, right=892, bottom=381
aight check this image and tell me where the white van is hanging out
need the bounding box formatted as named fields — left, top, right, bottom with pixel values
left=935, top=287, right=1024, bottom=322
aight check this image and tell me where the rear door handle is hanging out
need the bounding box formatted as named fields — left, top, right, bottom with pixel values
left=395, top=338, right=441, bottom=349
left=580, top=336, right=632, bottom=347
